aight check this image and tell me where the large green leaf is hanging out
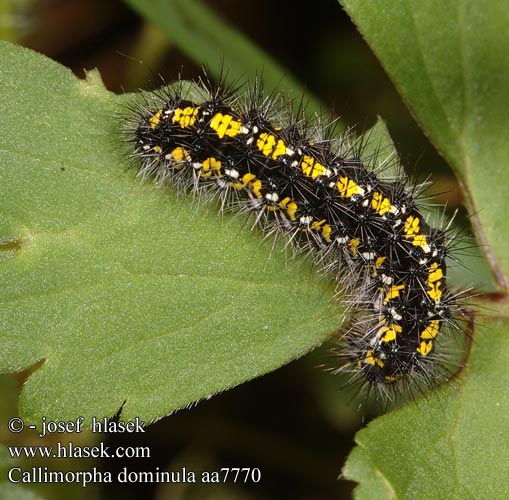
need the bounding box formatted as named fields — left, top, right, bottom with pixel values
left=340, top=2, right=509, bottom=498
left=0, top=41, right=342, bottom=424
left=343, top=319, right=509, bottom=500
left=340, top=0, right=509, bottom=284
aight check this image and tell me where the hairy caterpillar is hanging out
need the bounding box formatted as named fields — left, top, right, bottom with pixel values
left=123, top=74, right=466, bottom=403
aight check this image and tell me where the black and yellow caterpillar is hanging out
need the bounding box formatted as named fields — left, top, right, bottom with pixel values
left=127, top=76, right=461, bottom=400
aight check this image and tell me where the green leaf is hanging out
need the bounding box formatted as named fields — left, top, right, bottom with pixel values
left=0, top=41, right=342, bottom=424
left=343, top=319, right=509, bottom=500
left=340, top=2, right=509, bottom=497
left=340, top=0, right=509, bottom=284
left=0, top=479, right=46, bottom=500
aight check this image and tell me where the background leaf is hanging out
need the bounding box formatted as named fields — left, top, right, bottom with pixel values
left=340, top=1, right=509, bottom=497
left=343, top=319, right=509, bottom=500
left=0, top=41, right=342, bottom=424
left=123, top=0, right=325, bottom=118
left=340, top=0, right=509, bottom=284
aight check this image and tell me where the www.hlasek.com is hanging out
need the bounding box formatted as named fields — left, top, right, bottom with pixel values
left=6, top=416, right=261, bottom=487
left=8, top=440, right=150, bottom=459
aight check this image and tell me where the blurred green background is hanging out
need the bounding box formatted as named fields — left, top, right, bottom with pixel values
left=0, top=1, right=463, bottom=499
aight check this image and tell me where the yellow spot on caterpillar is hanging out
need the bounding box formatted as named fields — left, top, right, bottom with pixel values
left=256, top=132, right=287, bottom=159
left=152, top=145, right=162, bottom=154
left=403, top=216, right=430, bottom=251
left=321, top=223, right=332, bottom=242
left=371, top=192, right=395, bottom=215
left=427, top=281, right=443, bottom=303
left=172, top=106, right=199, bottom=128
left=201, top=157, right=222, bottom=177
left=383, top=284, right=405, bottom=304
left=417, top=340, right=434, bottom=356
left=421, top=320, right=440, bottom=340
left=349, top=238, right=360, bottom=256
left=426, top=263, right=443, bottom=303
left=384, top=373, right=403, bottom=382
left=337, top=176, right=363, bottom=198
left=428, top=262, right=443, bottom=283
left=301, top=155, right=329, bottom=178
left=280, top=197, right=298, bottom=220
left=412, top=234, right=430, bottom=251
left=404, top=215, right=420, bottom=236
left=364, top=350, right=385, bottom=368
left=171, top=147, right=190, bottom=162
left=241, top=173, right=263, bottom=198
left=377, top=324, right=402, bottom=343
left=310, top=220, right=332, bottom=243
left=210, top=113, right=242, bottom=138
left=150, top=109, right=163, bottom=129
left=371, top=256, right=387, bottom=277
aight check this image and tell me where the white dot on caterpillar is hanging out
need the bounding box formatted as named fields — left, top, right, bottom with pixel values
left=390, top=309, right=403, bottom=321
left=224, top=168, right=240, bottom=179
left=335, top=236, right=349, bottom=245
left=300, top=215, right=314, bottom=226
left=381, top=274, right=393, bottom=285
left=362, top=251, right=376, bottom=261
